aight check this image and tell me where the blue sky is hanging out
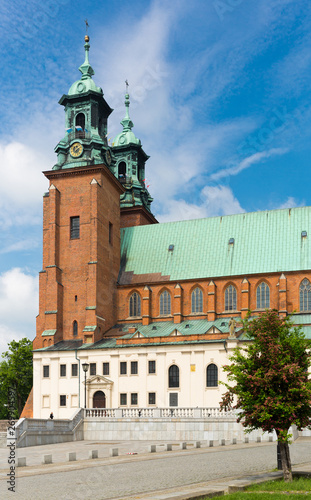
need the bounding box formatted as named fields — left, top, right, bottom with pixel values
left=0, top=0, right=311, bottom=354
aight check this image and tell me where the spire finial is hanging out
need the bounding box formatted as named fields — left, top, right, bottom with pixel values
left=79, top=23, right=94, bottom=79
left=120, top=82, right=134, bottom=131
left=84, top=19, right=90, bottom=42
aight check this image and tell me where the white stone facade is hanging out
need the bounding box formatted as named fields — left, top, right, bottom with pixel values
left=33, top=339, right=238, bottom=419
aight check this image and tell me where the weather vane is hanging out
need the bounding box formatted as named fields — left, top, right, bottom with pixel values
left=125, top=79, right=129, bottom=93
left=85, top=19, right=89, bottom=34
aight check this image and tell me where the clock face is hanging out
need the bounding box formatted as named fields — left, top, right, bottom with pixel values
left=70, top=142, right=83, bottom=158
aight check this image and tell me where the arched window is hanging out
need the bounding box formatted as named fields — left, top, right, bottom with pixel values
left=256, top=282, right=270, bottom=309
left=206, top=364, right=218, bottom=387
left=168, top=365, right=179, bottom=387
left=76, top=113, right=85, bottom=130
left=118, top=162, right=126, bottom=179
left=300, top=279, right=311, bottom=311
left=225, top=285, right=237, bottom=311
left=160, top=290, right=171, bottom=315
left=73, top=320, right=78, bottom=337
left=191, top=287, right=203, bottom=313
left=129, top=292, right=141, bottom=317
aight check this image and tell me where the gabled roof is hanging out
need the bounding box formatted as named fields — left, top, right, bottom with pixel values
left=33, top=314, right=311, bottom=353
left=119, top=207, right=311, bottom=283
left=119, top=318, right=236, bottom=339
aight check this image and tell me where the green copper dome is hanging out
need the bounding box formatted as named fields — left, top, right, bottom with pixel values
left=113, top=93, right=141, bottom=146
left=68, top=77, right=102, bottom=96
left=68, top=36, right=103, bottom=96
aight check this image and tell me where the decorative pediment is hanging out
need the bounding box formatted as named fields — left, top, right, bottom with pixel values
left=86, top=375, right=113, bottom=386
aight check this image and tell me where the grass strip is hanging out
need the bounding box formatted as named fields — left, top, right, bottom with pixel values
left=248, top=477, right=311, bottom=492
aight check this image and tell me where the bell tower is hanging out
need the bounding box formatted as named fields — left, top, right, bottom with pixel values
left=34, top=37, right=124, bottom=350
left=54, top=35, right=113, bottom=170
left=112, top=89, right=157, bottom=227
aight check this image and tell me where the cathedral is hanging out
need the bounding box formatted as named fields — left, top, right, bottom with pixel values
left=29, top=36, right=311, bottom=418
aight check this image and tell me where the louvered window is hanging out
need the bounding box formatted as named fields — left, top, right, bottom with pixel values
left=70, top=216, right=80, bottom=239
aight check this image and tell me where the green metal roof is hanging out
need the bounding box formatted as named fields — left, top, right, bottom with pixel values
left=42, top=329, right=57, bottom=336
left=34, top=314, right=311, bottom=352
left=120, top=318, right=240, bottom=339
left=119, top=207, right=311, bottom=283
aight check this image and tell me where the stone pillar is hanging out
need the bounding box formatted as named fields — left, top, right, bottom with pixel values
left=241, top=278, right=250, bottom=319
left=278, top=273, right=287, bottom=317
left=207, top=280, right=216, bottom=321
left=227, top=338, right=239, bottom=353
left=142, top=286, right=151, bottom=325
left=174, top=283, right=183, bottom=324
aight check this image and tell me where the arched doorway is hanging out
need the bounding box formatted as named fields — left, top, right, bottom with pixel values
left=93, top=390, right=106, bottom=408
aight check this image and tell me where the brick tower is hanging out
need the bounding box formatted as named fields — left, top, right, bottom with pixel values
left=33, top=36, right=124, bottom=349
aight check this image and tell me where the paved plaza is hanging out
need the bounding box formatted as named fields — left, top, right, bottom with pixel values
left=0, top=438, right=310, bottom=499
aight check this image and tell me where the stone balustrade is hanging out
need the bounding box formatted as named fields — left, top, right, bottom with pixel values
left=84, top=407, right=238, bottom=419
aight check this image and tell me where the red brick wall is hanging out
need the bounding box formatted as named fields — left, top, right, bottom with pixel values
left=34, top=165, right=122, bottom=349
left=20, top=387, right=33, bottom=419
left=120, top=207, right=158, bottom=228
left=116, top=272, right=310, bottom=325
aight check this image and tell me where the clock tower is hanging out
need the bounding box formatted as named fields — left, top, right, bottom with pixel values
left=54, top=35, right=113, bottom=170
left=34, top=37, right=123, bottom=350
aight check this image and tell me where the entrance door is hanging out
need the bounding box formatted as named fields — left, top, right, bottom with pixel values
left=93, top=391, right=106, bottom=408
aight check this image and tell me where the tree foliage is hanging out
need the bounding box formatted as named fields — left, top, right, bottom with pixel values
left=220, top=310, right=311, bottom=481
left=0, top=338, right=33, bottom=419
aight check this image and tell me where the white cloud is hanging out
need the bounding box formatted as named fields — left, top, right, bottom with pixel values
left=275, top=196, right=303, bottom=210
left=0, top=141, right=48, bottom=228
left=0, top=238, right=40, bottom=254
left=210, top=148, right=288, bottom=182
left=158, top=185, right=244, bottom=222
left=0, top=268, right=38, bottom=355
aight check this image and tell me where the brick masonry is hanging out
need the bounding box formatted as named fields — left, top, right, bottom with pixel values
left=34, top=164, right=123, bottom=350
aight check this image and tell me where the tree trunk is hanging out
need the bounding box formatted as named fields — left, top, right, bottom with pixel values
left=278, top=440, right=292, bottom=482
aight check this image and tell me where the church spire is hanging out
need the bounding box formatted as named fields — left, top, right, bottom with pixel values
left=120, top=91, right=134, bottom=132
left=111, top=84, right=154, bottom=216
left=53, top=32, right=113, bottom=170
left=78, top=35, right=95, bottom=79
left=113, top=83, right=140, bottom=147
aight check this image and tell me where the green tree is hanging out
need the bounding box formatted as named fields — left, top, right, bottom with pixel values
left=220, top=310, right=311, bottom=482
left=0, top=338, right=33, bottom=419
